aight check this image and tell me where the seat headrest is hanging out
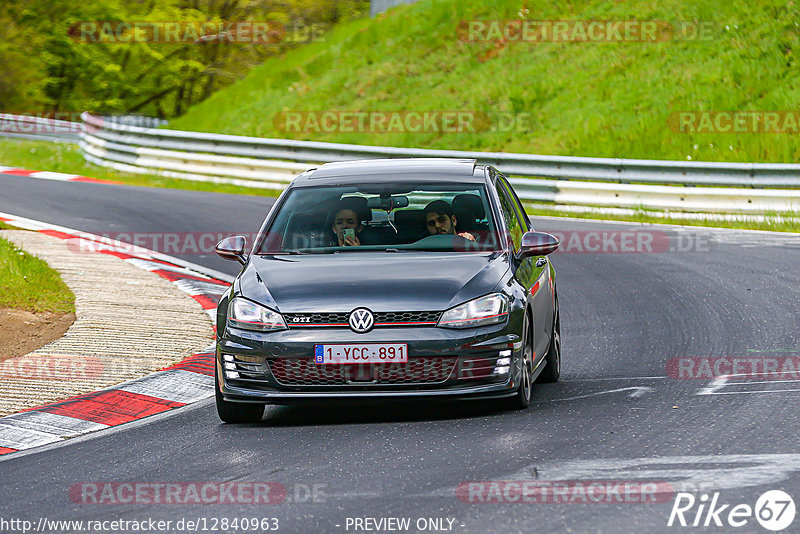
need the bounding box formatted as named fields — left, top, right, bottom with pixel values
left=452, top=194, right=485, bottom=219
left=394, top=209, right=426, bottom=227
left=336, top=196, right=372, bottom=222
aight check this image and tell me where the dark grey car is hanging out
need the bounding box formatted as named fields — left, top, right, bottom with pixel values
left=213, top=158, right=561, bottom=422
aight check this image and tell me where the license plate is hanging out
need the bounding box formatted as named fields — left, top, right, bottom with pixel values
left=314, top=344, right=408, bottom=364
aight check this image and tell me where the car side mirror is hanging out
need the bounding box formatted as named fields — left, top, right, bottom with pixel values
left=517, top=231, right=559, bottom=260
left=215, top=235, right=248, bottom=265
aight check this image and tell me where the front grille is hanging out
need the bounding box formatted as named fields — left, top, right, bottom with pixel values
left=374, top=311, right=440, bottom=325
left=284, top=312, right=350, bottom=326
left=268, top=357, right=457, bottom=386
left=284, top=311, right=441, bottom=328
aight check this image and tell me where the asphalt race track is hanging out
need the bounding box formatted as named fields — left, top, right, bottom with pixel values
left=2, top=172, right=800, bottom=533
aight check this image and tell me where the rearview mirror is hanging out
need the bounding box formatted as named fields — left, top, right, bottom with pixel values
left=215, top=235, right=248, bottom=265
left=517, top=231, right=559, bottom=260
left=367, top=195, right=409, bottom=211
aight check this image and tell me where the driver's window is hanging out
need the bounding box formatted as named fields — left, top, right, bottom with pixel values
left=499, top=176, right=531, bottom=232
left=495, top=180, right=524, bottom=251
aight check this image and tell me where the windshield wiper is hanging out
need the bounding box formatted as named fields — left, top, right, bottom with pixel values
left=268, top=250, right=314, bottom=255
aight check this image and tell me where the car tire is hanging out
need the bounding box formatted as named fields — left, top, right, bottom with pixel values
left=215, top=367, right=265, bottom=424
left=535, top=292, right=561, bottom=384
left=506, top=312, right=533, bottom=409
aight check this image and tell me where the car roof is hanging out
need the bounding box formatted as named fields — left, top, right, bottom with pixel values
left=292, top=158, right=487, bottom=186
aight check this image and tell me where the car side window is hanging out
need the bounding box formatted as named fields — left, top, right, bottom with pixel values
left=495, top=178, right=524, bottom=251
left=499, top=176, right=531, bottom=232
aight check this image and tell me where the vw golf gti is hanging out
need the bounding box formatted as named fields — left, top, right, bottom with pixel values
left=214, top=158, right=561, bottom=422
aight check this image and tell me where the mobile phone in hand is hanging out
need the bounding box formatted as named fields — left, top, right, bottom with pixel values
left=342, top=228, right=356, bottom=244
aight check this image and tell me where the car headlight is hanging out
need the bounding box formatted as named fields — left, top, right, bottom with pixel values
left=227, top=297, right=286, bottom=331
left=437, top=293, right=509, bottom=329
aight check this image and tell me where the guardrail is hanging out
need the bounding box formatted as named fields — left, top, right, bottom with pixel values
left=5, top=112, right=800, bottom=213
left=0, top=113, right=82, bottom=142
left=78, top=113, right=800, bottom=213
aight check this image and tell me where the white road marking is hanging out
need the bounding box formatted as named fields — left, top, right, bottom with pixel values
left=567, top=376, right=668, bottom=382
left=517, top=454, right=800, bottom=492
left=543, top=386, right=654, bottom=402
left=702, top=389, right=800, bottom=395
left=734, top=378, right=800, bottom=385
left=696, top=375, right=729, bottom=395
left=29, top=171, right=80, bottom=181
left=697, top=373, right=800, bottom=396
left=412, top=453, right=800, bottom=498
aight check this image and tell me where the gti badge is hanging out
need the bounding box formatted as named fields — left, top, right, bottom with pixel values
left=349, top=308, right=374, bottom=333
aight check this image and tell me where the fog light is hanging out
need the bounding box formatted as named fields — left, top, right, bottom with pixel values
left=493, top=366, right=510, bottom=375
left=496, top=357, right=511, bottom=366
left=499, top=350, right=512, bottom=357
left=224, top=362, right=236, bottom=371
left=223, top=354, right=234, bottom=362
left=225, top=370, right=240, bottom=379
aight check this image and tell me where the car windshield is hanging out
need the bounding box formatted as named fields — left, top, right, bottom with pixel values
left=257, top=182, right=501, bottom=253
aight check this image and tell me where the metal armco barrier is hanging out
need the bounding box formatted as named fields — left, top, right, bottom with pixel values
left=0, top=114, right=82, bottom=142
left=371, top=0, right=421, bottom=17
left=6, top=112, right=800, bottom=213
left=78, top=113, right=800, bottom=213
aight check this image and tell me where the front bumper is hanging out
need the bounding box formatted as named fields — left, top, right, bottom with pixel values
left=217, top=322, right=524, bottom=404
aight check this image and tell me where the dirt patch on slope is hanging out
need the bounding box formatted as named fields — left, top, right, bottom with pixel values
left=0, top=308, right=76, bottom=362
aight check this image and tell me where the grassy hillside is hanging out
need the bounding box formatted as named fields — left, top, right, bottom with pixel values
left=0, top=0, right=369, bottom=117
left=169, top=0, right=800, bottom=163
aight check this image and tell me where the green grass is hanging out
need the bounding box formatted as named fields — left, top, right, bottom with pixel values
left=0, top=234, right=75, bottom=313
left=169, top=0, right=800, bottom=163
left=0, top=139, right=281, bottom=198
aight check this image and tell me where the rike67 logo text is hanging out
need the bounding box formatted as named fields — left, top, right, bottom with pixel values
left=668, top=490, right=796, bottom=531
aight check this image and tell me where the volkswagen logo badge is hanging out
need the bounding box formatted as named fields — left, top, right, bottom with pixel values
left=349, top=308, right=374, bottom=333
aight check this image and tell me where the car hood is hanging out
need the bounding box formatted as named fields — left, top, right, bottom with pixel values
left=237, top=252, right=508, bottom=313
